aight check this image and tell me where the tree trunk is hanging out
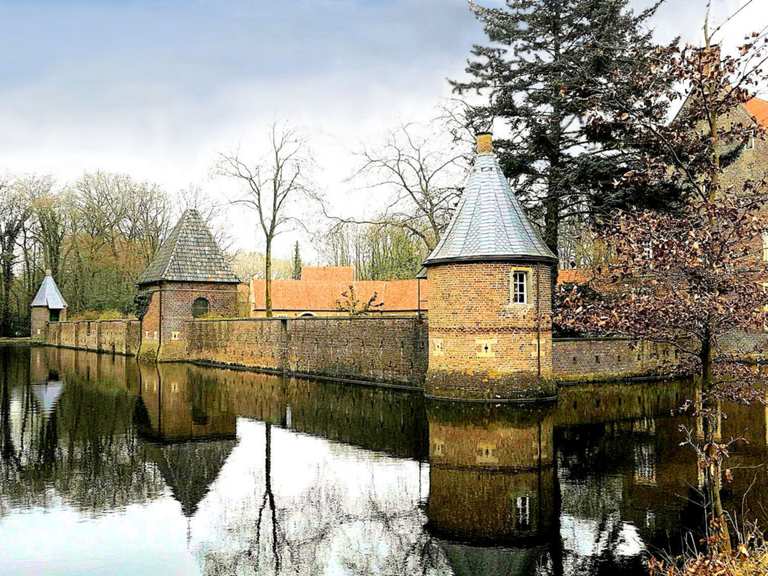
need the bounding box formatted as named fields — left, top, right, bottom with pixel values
left=265, top=236, right=273, bottom=318
left=1, top=251, right=13, bottom=337
left=699, top=328, right=731, bottom=552
left=544, top=192, right=560, bottom=307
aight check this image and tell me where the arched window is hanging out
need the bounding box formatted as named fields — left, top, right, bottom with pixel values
left=192, top=297, right=209, bottom=318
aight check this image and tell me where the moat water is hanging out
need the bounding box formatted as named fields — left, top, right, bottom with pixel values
left=2, top=345, right=768, bottom=575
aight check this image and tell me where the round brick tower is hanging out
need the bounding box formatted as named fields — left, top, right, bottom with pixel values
left=424, top=133, right=557, bottom=401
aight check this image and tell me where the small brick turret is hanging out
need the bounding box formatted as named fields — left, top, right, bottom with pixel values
left=136, top=209, right=240, bottom=361
left=423, top=133, right=557, bottom=401
left=30, top=270, right=67, bottom=339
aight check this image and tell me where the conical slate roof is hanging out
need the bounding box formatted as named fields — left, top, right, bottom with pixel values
left=137, top=209, right=240, bottom=286
left=31, top=273, right=67, bottom=309
left=424, top=140, right=556, bottom=266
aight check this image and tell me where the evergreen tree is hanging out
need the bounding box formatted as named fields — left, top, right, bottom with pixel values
left=452, top=0, right=677, bottom=275
left=291, top=241, right=302, bottom=280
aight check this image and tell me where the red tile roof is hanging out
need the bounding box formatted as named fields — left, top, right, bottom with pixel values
left=301, top=266, right=355, bottom=282
left=745, top=97, right=768, bottom=128
left=251, top=278, right=429, bottom=313
left=558, top=269, right=591, bottom=285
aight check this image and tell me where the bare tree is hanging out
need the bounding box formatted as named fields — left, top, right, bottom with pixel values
left=218, top=125, right=312, bottom=317
left=322, top=121, right=469, bottom=253
left=28, top=177, right=66, bottom=280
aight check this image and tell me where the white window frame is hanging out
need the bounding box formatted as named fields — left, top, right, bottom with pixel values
left=642, top=241, right=653, bottom=260
left=510, top=270, right=529, bottom=305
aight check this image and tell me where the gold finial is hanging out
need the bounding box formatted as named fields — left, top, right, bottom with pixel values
left=476, top=132, right=493, bottom=154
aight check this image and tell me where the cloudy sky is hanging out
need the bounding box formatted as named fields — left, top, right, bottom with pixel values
left=0, top=0, right=765, bottom=260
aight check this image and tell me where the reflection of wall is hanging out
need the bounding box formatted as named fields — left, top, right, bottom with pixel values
left=429, top=466, right=555, bottom=544
left=426, top=404, right=555, bottom=546
left=555, top=379, right=694, bottom=428
left=182, top=365, right=427, bottom=459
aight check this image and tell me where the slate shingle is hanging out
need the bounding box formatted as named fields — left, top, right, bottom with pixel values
left=137, top=209, right=240, bottom=286
left=31, top=274, right=67, bottom=309
left=424, top=151, right=557, bottom=266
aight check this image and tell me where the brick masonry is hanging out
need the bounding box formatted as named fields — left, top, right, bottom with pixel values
left=426, top=262, right=556, bottom=400
left=138, top=281, right=239, bottom=361
left=552, top=338, right=678, bottom=384
left=43, top=314, right=684, bottom=388
left=184, top=316, right=429, bottom=387
left=44, top=320, right=141, bottom=355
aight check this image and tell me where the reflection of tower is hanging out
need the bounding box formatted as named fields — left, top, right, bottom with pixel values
left=135, top=362, right=237, bottom=523
left=136, top=363, right=237, bottom=443
left=426, top=402, right=556, bottom=575
left=30, top=347, right=64, bottom=416
left=28, top=346, right=63, bottom=469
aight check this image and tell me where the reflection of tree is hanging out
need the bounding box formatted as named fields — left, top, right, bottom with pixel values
left=0, top=347, right=164, bottom=514
left=338, top=488, right=449, bottom=576
left=197, top=426, right=446, bottom=576
left=251, top=423, right=281, bottom=571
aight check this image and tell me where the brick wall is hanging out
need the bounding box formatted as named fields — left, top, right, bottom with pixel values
left=138, top=288, right=161, bottom=359
left=30, top=308, right=49, bottom=339
left=184, top=316, right=428, bottom=387
left=552, top=338, right=678, bottom=383
left=42, top=317, right=690, bottom=388
left=286, top=317, right=428, bottom=384
left=157, top=282, right=238, bottom=342
left=185, top=318, right=285, bottom=371
left=718, top=330, right=768, bottom=361
left=139, top=281, right=239, bottom=360
left=426, top=261, right=554, bottom=399
left=44, top=320, right=140, bottom=356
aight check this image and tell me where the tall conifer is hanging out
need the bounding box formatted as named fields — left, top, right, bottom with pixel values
left=452, top=0, right=675, bottom=274
left=291, top=241, right=302, bottom=280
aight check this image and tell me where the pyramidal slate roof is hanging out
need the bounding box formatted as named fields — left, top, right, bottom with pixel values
left=424, top=143, right=556, bottom=266
left=31, top=273, right=67, bottom=309
left=137, top=209, right=240, bottom=286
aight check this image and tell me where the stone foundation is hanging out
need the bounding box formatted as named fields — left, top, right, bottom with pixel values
left=425, top=369, right=556, bottom=402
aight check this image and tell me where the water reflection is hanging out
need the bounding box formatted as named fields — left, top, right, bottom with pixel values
left=426, top=403, right=556, bottom=574
left=1, top=346, right=768, bottom=575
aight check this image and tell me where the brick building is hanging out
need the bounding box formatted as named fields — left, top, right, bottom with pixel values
left=250, top=265, right=428, bottom=317
left=136, top=209, right=240, bottom=360
left=423, top=133, right=558, bottom=401
left=30, top=271, right=67, bottom=339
